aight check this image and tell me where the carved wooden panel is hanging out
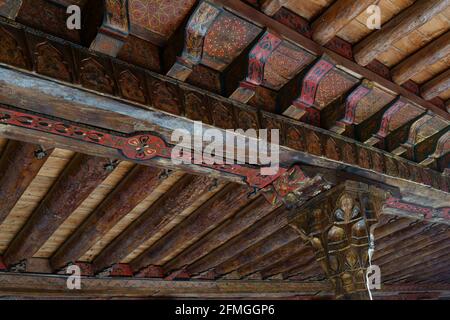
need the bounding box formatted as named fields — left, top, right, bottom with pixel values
left=290, top=181, right=382, bottom=299
left=117, top=36, right=161, bottom=72
left=17, top=0, right=80, bottom=42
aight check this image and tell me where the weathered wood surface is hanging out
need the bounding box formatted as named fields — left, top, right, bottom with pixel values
left=185, top=206, right=291, bottom=275
left=210, top=0, right=449, bottom=119
left=3, top=154, right=113, bottom=266
left=0, top=141, right=52, bottom=224
left=311, top=0, right=376, bottom=45
left=0, top=272, right=332, bottom=298
left=164, top=196, right=280, bottom=273
left=0, top=65, right=448, bottom=207
left=421, top=69, right=450, bottom=101
left=353, top=0, right=449, bottom=66
left=50, top=165, right=164, bottom=270
left=392, top=31, right=450, bottom=85
left=130, top=184, right=253, bottom=271
left=92, top=174, right=219, bottom=273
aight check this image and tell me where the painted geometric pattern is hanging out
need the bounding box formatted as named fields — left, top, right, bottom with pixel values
left=263, top=41, right=315, bottom=90
left=315, top=69, right=358, bottom=109
left=129, top=0, right=196, bottom=39
left=202, top=11, right=261, bottom=71
left=354, top=87, right=396, bottom=124
left=387, top=104, right=424, bottom=133
left=410, top=116, right=449, bottom=144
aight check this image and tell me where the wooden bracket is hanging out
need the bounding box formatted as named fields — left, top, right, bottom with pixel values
left=90, top=0, right=130, bottom=57
left=167, top=1, right=221, bottom=81
left=289, top=181, right=384, bottom=299
left=283, top=57, right=334, bottom=125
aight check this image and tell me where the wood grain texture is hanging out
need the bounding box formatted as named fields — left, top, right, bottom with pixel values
left=3, top=154, right=113, bottom=266
left=50, top=165, right=164, bottom=270
left=392, top=31, right=450, bottom=85
left=421, top=69, right=450, bottom=100
left=130, top=184, right=252, bottom=271
left=311, top=0, right=376, bottom=45
left=354, top=0, right=449, bottom=66
left=91, top=174, right=219, bottom=273
left=0, top=141, right=52, bottom=224
left=164, top=196, right=280, bottom=273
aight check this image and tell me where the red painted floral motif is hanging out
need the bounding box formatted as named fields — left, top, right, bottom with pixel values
left=0, top=105, right=285, bottom=189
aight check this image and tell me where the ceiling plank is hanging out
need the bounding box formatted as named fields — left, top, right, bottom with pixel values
left=421, top=69, right=450, bottom=101
left=233, top=234, right=304, bottom=279
left=163, top=196, right=280, bottom=273
left=130, top=184, right=253, bottom=272
left=2, top=154, right=114, bottom=267
left=50, top=165, right=165, bottom=271
left=392, top=31, right=450, bottom=85
left=353, top=0, right=449, bottom=66
left=210, top=0, right=449, bottom=118
left=0, top=141, right=52, bottom=224
left=185, top=206, right=290, bottom=275
left=91, top=174, right=219, bottom=273
left=311, top=0, right=376, bottom=45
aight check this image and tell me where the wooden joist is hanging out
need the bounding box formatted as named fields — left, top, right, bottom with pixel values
left=163, top=196, right=279, bottom=273
left=213, top=228, right=302, bottom=278
left=3, top=154, right=114, bottom=267
left=211, top=0, right=449, bottom=119
left=353, top=0, right=449, bottom=66
left=130, top=184, right=253, bottom=271
left=185, top=206, right=289, bottom=275
left=392, top=31, right=450, bottom=85
left=0, top=141, right=52, bottom=224
left=91, top=175, right=219, bottom=273
left=421, top=69, right=450, bottom=101
left=311, top=0, right=376, bottom=45
left=50, top=165, right=165, bottom=271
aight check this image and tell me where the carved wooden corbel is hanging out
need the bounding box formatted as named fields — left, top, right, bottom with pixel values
left=90, top=0, right=130, bottom=57
left=167, top=1, right=221, bottom=81
left=289, top=181, right=386, bottom=299
left=261, top=165, right=334, bottom=208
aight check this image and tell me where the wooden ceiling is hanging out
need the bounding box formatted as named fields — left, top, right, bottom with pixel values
left=0, top=0, right=448, bottom=300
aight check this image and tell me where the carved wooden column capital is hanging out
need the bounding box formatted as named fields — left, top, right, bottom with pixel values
left=289, top=181, right=387, bottom=299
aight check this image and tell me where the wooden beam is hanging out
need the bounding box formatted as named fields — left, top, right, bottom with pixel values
left=0, top=141, right=52, bottom=224
left=353, top=0, right=449, bottom=66
left=130, top=184, right=253, bottom=271
left=163, top=196, right=280, bottom=273
left=50, top=165, right=165, bottom=271
left=0, top=272, right=332, bottom=298
left=0, top=45, right=449, bottom=200
left=210, top=0, right=449, bottom=119
left=185, top=206, right=289, bottom=275
left=215, top=228, right=303, bottom=278
left=311, top=0, right=376, bottom=45
left=3, top=154, right=114, bottom=267
left=421, top=69, right=450, bottom=101
left=91, top=174, right=219, bottom=273
left=260, top=0, right=290, bottom=16
left=392, top=31, right=450, bottom=85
